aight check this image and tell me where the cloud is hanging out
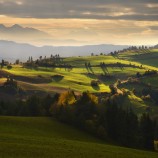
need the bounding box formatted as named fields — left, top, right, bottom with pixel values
left=0, top=0, right=157, bottom=21
left=149, top=26, right=158, bottom=30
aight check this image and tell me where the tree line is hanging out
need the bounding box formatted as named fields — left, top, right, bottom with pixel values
left=0, top=89, right=157, bottom=151
left=24, top=54, right=72, bottom=69
left=51, top=90, right=158, bottom=150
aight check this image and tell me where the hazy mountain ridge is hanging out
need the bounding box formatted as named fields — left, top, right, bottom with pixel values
left=0, top=24, right=92, bottom=46
left=0, top=24, right=50, bottom=36
left=154, top=44, right=158, bottom=49
left=0, top=40, right=129, bottom=62
left=0, top=24, right=52, bottom=45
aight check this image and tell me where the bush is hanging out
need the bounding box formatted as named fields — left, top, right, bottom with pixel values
left=109, top=84, right=117, bottom=94
left=143, top=70, right=157, bottom=76
left=91, top=80, right=100, bottom=87
left=57, top=90, right=76, bottom=106
left=4, top=77, right=17, bottom=89
left=7, top=65, right=12, bottom=70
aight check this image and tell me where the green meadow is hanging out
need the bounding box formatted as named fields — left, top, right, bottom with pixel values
left=0, top=49, right=158, bottom=157
left=0, top=116, right=157, bottom=158
left=4, top=51, right=156, bottom=93
left=0, top=49, right=157, bottom=115
left=119, top=49, right=158, bottom=69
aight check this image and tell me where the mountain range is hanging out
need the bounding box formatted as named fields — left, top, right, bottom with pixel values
left=0, top=40, right=129, bottom=62
left=0, top=24, right=95, bottom=46
left=154, top=44, right=158, bottom=49
left=0, top=24, right=50, bottom=36
left=1, top=24, right=155, bottom=62
left=0, top=24, right=52, bottom=45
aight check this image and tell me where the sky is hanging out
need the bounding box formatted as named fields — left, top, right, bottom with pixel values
left=0, top=0, right=158, bottom=46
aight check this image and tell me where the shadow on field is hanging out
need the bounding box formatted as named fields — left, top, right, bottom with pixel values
left=52, top=75, right=64, bottom=82
left=91, top=84, right=100, bottom=91
left=99, top=74, right=116, bottom=86
left=101, top=67, right=109, bottom=75
left=84, top=73, right=96, bottom=79
left=89, top=67, right=94, bottom=74
left=14, top=76, right=52, bottom=84
left=86, top=66, right=94, bottom=74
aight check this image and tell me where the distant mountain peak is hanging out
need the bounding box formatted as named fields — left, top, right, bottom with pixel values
left=0, top=24, right=6, bottom=28
left=0, top=24, right=52, bottom=42
left=0, top=24, right=23, bottom=29
left=11, top=24, right=23, bottom=29
left=0, top=24, right=41, bottom=31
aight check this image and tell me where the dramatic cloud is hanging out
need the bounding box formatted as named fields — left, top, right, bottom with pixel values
left=0, top=0, right=157, bottom=20
left=0, top=0, right=157, bottom=46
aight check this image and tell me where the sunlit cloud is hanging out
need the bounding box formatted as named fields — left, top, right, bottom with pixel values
left=146, top=3, right=158, bottom=8
left=16, top=1, right=23, bottom=5
left=0, top=0, right=157, bottom=46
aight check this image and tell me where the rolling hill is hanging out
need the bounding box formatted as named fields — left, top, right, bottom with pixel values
left=0, top=48, right=158, bottom=118
left=0, top=116, right=157, bottom=158
left=0, top=48, right=158, bottom=157
left=119, top=49, right=158, bottom=68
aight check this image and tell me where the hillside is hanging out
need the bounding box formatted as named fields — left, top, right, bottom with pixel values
left=1, top=54, right=149, bottom=93
left=0, top=116, right=157, bottom=158
left=0, top=0, right=157, bottom=157
left=119, top=49, right=158, bottom=69
left=0, top=48, right=158, bottom=117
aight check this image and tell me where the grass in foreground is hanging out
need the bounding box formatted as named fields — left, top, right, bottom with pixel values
left=0, top=116, right=157, bottom=158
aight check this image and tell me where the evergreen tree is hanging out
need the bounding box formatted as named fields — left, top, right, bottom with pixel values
left=1, top=59, right=4, bottom=69
left=140, top=113, right=155, bottom=150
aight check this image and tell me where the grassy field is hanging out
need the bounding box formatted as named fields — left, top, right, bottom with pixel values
left=1, top=49, right=157, bottom=94
left=2, top=54, right=150, bottom=93
left=0, top=49, right=158, bottom=157
left=118, top=49, right=158, bottom=69
left=140, top=75, right=158, bottom=88
left=0, top=49, right=158, bottom=115
left=0, top=116, right=157, bottom=158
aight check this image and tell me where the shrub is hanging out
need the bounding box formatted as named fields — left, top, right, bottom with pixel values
left=7, top=65, right=12, bottom=70
left=109, top=84, right=117, bottom=95
left=143, top=70, right=157, bottom=76
left=4, top=77, right=17, bottom=88
left=57, top=90, right=76, bottom=106
left=91, top=80, right=99, bottom=87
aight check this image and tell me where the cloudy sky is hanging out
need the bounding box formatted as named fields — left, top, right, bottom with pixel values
left=0, top=0, right=158, bottom=46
